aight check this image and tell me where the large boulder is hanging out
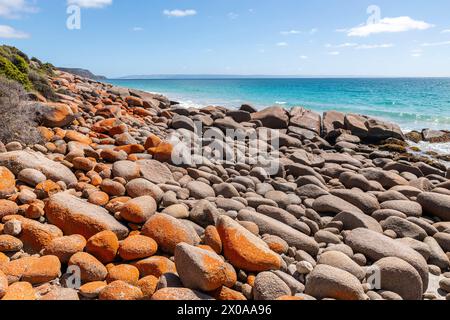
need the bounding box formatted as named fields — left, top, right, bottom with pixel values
left=312, top=195, right=364, bottom=215
left=0, top=151, right=77, bottom=186
left=216, top=215, right=282, bottom=272
left=374, top=257, right=423, bottom=300
left=45, top=192, right=129, bottom=240
left=332, top=211, right=382, bottom=233
left=365, top=118, right=405, bottom=141
left=238, top=210, right=319, bottom=256
left=253, top=272, right=291, bottom=300
left=322, top=111, right=345, bottom=137
left=141, top=214, right=200, bottom=254
left=305, top=265, right=366, bottom=300
left=289, top=107, right=322, bottom=134
left=41, top=103, right=75, bottom=128
left=344, top=114, right=368, bottom=138
left=251, top=106, right=289, bottom=129
left=417, top=192, right=450, bottom=221
left=0, top=167, right=15, bottom=198
left=344, top=228, right=429, bottom=290
left=175, top=243, right=232, bottom=292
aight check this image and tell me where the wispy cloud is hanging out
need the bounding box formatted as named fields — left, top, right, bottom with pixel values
left=280, top=30, right=301, bottom=35
left=355, top=43, right=394, bottom=49
left=309, top=28, right=318, bottom=35
left=68, top=0, right=113, bottom=9
left=227, top=12, right=238, bottom=20
left=0, top=24, right=29, bottom=38
left=0, top=0, right=38, bottom=18
left=346, top=16, right=434, bottom=37
left=300, top=55, right=308, bottom=59
left=326, top=43, right=358, bottom=48
left=328, top=51, right=340, bottom=55
left=276, top=42, right=288, bottom=47
left=132, top=27, right=143, bottom=32
left=421, top=40, right=450, bottom=47
left=441, top=29, right=450, bottom=34
left=163, top=9, right=197, bottom=18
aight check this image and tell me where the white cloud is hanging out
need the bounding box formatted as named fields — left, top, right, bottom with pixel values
left=328, top=51, right=340, bottom=55
left=326, top=43, right=358, bottom=48
left=347, top=16, right=434, bottom=37
left=132, top=27, right=143, bottom=32
left=280, top=30, right=301, bottom=35
left=421, top=40, right=450, bottom=47
left=163, top=9, right=197, bottom=18
left=0, top=24, right=29, bottom=38
left=355, top=43, right=394, bottom=49
left=0, top=0, right=38, bottom=18
left=227, top=12, right=238, bottom=20
left=309, top=28, right=318, bottom=35
left=300, top=55, right=308, bottom=59
left=411, top=53, right=422, bottom=58
left=68, top=0, right=112, bottom=9
left=441, top=29, right=450, bottom=34
left=276, top=42, right=288, bottom=47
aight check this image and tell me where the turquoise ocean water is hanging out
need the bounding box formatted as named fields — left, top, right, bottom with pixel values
left=107, top=78, right=450, bottom=132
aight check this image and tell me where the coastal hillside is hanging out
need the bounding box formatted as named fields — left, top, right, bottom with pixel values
left=57, top=67, right=107, bottom=80
left=0, top=47, right=449, bottom=301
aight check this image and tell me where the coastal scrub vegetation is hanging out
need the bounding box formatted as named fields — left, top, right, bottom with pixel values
left=0, top=76, right=45, bottom=146
left=0, top=45, right=56, bottom=100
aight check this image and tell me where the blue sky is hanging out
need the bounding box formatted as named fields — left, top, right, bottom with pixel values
left=1, top=0, right=450, bottom=77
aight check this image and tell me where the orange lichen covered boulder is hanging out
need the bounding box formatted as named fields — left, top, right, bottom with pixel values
left=44, top=192, right=129, bottom=240
left=86, top=231, right=119, bottom=264
left=137, top=275, right=159, bottom=300
left=68, top=252, right=108, bottom=283
left=99, top=280, right=143, bottom=300
left=0, top=200, right=19, bottom=219
left=141, top=213, right=200, bottom=254
left=2, top=215, right=63, bottom=253
left=175, top=243, right=234, bottom=292
left=0, top=256, right=61, bottom=285
left=92, top=119, right=122, bottom=133
left=118, top=235, right=158, bottom=261
left=1, top=282, right=36, bottom=300
left=34, top=180, right=61, bottom=199
left=133, top=256, right=176, bottom=278
left=41, top=103, right=75, bottom=128
left=118, top=196, right=157, bottom=224
left=204, top=226, right=222, bottom=254
left=144, top=134, right=162, bottom=149
left=0, top=167, right=16, bottom=198
left=151, top=287, right=214, bottom=300
left=114, top=144, right=145, bottom=155
left=216, top=215, right=282, bottom=272
left=148, top=142, right=173, bottom=163
left=210, top=286, right=247, bottom=300
left=42, top=235, right=86, bottom=263
left=79, top=281, right=107, bottom=299
left=276, top=295, right=305, bottom=300
left=65, top=130, right=92, bottom=145
left=0, top=235, right=23, bottom=252
left=106, top=264, right=140, bottom=285
left=0, top=270, right=7, bottom=299
left=88, top=191, right=109, bottom=206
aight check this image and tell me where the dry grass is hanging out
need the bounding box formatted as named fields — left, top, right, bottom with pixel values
left=0, top=76, right=44, bottom=146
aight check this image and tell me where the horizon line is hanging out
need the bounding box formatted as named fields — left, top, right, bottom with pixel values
left=107, top=74, right=450, bottom=80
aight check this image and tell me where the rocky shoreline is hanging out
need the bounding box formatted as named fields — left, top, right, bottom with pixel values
left=0, top=69, right=449, bottom=301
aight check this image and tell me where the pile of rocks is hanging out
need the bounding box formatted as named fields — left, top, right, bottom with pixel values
left=0, top=70, right=449, bottom=300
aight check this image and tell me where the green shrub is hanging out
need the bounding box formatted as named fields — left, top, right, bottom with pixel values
left=0, top=56, right=32, bottom=90
left=13, top=54, right=29, bottom=74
